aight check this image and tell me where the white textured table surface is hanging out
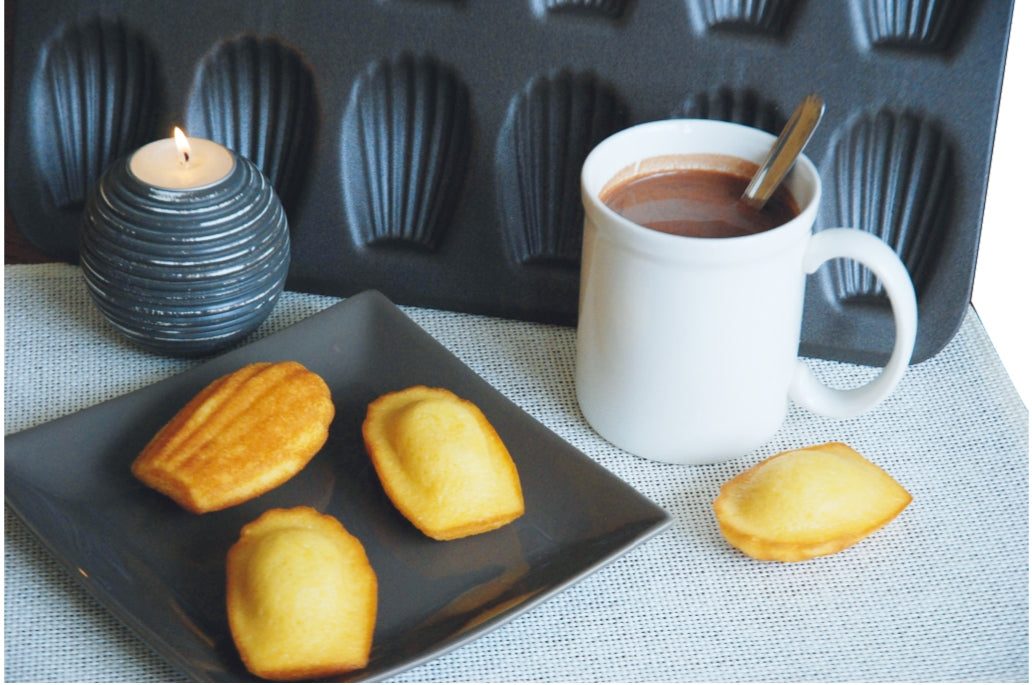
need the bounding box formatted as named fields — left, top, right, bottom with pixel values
left=5, top=263, right=1028, bottom=682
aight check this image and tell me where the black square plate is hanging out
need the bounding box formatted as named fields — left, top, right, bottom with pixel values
left=4, top=290, right=671, bottom=681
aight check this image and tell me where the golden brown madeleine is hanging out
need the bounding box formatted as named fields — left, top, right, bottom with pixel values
left=226, top=507, right=378, bottom=680
left=713, top=442, right=912, bottom=562
left=131, top=361, right=334, bottom=513
left=362, top=386, right=524, bottom=540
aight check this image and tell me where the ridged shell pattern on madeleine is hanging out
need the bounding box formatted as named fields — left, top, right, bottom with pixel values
left=714, top=442, right=911, bottom=562
left=132, top=361, right=335, bottom=513
left=363, top=386, right=524, bottom=540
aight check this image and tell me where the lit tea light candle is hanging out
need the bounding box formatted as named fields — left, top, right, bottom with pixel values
left=128, top=127, right=235, bottom=189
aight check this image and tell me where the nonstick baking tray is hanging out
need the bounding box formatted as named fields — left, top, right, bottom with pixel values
left=4, top=0, right=1015, bottom=365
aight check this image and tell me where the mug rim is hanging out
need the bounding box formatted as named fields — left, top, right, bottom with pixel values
left=581, top=118, right=821, bottom=260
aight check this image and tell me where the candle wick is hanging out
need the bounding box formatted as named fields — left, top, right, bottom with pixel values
left=181, top=151, right=191, bottom=167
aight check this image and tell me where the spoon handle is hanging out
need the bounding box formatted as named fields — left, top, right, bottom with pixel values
left=741, top=93, right=825, bottom=211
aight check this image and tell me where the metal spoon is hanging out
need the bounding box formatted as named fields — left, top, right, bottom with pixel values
left=741, top=93, right=825, bottom=211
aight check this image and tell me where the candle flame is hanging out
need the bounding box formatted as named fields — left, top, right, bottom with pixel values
left=173, top=127, right=191, bottom=167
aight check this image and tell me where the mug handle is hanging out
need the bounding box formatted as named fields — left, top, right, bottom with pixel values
left=788, top=228, right=918, bottom=418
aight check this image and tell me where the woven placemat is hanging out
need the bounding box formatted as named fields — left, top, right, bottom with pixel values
left=5, top=263, right=1028, bottom=682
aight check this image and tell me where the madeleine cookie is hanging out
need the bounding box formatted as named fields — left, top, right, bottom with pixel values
left=132, top=361, right=334, bottom=513
left=362, top=386, right=524, bottom=540
left=714, top=442, right=911, bottom=562
left=226, top=507, right=377, bottom=680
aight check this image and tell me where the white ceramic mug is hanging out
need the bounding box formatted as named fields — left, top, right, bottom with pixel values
left=575, top=119, right=917, bottom=465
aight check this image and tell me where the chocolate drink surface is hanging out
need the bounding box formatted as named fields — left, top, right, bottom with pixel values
left=600, top=168, right=799, bottom=238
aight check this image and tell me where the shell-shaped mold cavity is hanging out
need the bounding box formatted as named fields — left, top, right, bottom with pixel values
left=676, top=87, right=785, bottom=135
left=340, top=53, right=471, bottom=251
left=698, top=0, right=799, bottom=35
left=29, top=18, right=159, bottom=211
left=537, top=0, right=632, bottom=19
left=497, top=70, right=629, bottom=266
left=819, top=109, right=953, bottom=301
left=185, top=35, right=318, bottom=214
left=857, top=0, right=967, bottom=51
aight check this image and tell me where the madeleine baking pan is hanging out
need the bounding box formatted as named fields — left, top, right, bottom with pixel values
left=4, top=0, right=1015, bottom=364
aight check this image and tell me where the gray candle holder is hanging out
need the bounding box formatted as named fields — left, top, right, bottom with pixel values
left=80, top=151, right=289, bottom=356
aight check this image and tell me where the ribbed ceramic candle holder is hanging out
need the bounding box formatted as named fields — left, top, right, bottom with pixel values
left=80, top=151, right=289, bottom=356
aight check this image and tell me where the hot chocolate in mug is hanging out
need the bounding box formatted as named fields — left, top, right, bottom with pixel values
left=575, top=119, right=917, bottom=465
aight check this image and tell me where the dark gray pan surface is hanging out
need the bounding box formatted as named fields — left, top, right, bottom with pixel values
left=4, top=0, right=1015, bottom=364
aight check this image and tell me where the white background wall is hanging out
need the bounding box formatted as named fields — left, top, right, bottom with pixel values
left=974, top=1, right=1030, bottom=407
